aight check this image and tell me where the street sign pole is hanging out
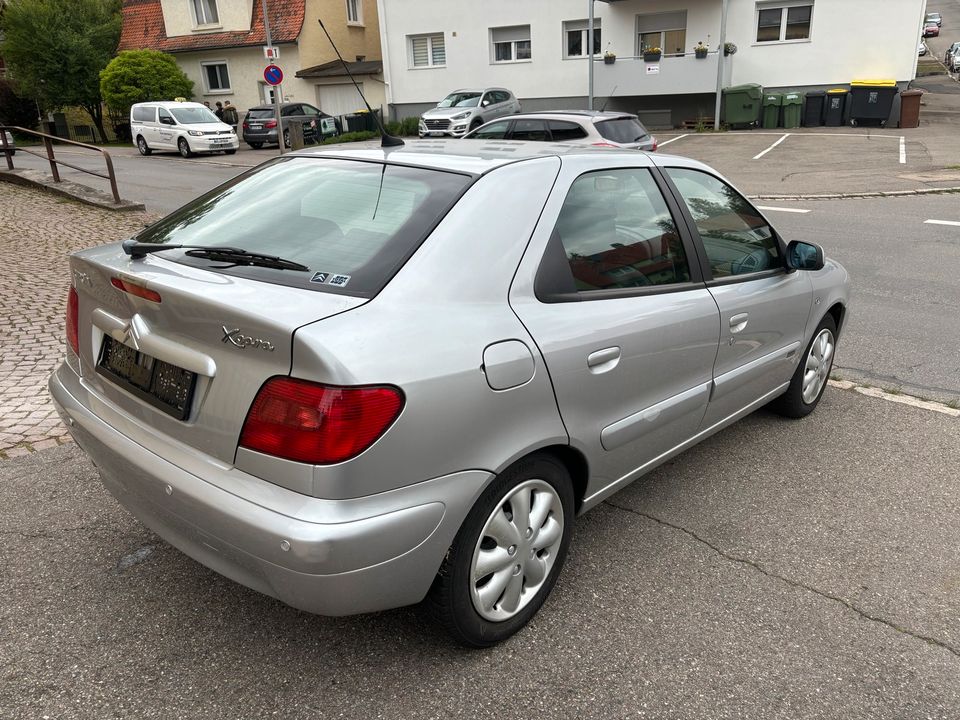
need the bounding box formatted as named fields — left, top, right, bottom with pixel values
left=261, top=0, right=283, bottom=154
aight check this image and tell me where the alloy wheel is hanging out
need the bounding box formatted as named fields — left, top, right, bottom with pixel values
left=802, top=328, right=834, bottom=404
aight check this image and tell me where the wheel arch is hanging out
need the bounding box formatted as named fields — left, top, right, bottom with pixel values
left=517, top=444, right=590, bottom=515
left=826, top=301, right=846, bottom=336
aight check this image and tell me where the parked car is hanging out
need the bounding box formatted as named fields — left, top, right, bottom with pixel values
left=419, top=88, right=521, bottom=138
left=944, top=41, right=960, bottom=64
left=50, top=141, right=850, bottom=647
left=949, top=46, right=960, bottom=72
left=923, top=23, right=939, bottom=37
left=242, top=102, right=329, bottom=149
left=918, top=41, right=927, bottom=56
left=926, top=11, right=942, bottom=26
left=130, top=101, right=238, bottom=158
left=463, top=110, right=658, bottom=151
left=2, top=130, right=15, bottom=156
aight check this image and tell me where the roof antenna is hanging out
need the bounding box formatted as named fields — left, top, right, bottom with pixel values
left=318, top=18, right=404, bottom=147
left=599, top=86, right=617, bottom=112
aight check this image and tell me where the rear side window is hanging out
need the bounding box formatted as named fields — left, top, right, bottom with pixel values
left=135, top=158, right=472, bottom=297
left=132, top=106, right=155, bottom=122
left=510, top=119, right=549, bottom=141
left=551, top=168, right=691, bottom=292
left=548, top=120, right=588, bottom=141
left=596, top=118, right=649, bottom=143
left=666, top=168, right=779, bottom=278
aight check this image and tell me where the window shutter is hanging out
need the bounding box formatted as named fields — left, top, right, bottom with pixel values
left=431, top=35, right=445, bottom=65
left=412, top=37, right=429, bottom=66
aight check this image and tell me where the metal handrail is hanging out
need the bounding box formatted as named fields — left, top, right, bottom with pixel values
left=0, top=125, right=121, bottom=204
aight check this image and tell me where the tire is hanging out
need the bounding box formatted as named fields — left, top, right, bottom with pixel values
left=282, top=129, right=290, bottom=148
left=769, top=314, right=837, bottom=419
left=224, top=149, right=237, bottom=155
left=247, top=142, right=263, bottom=150
left=177, top=137, right=193, bottom=158
left=136, top=135, right=152, bottom=156
left=470, top=118, right=483, bottom=131
left=427, top=453, right=574, bottom=647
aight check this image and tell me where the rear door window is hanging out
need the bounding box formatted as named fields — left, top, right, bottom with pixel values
left=470, top=120, right=511, bottom=139
left=510, top=119, right=549, bottom=141
left=596, top=118, right=649, bottom=143
left=547, top=120, right=588, bottom=141
left=134, top=158, right=473, bottom=297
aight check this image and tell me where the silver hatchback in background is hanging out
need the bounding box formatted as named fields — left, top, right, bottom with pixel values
left=464, top=110, right=658, bottom=151
left=419, top=88, right=521, bottom=137
left=51, top=141, right=849, bottom=647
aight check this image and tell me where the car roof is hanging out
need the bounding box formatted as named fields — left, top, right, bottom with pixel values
left=290, top=139, right=697, bottom=175
left=248, top=102, right=303, bottom=110
left=132, top=101, right=206, bottom=109
left=449, top=88, right=511, bottom=94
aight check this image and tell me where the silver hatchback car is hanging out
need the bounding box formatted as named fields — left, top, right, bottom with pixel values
left=464, top=110, right=658, bottom=152
left=50, top=142, right=849, bottom=646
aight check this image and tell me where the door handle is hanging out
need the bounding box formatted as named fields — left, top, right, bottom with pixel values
left=729, top=313, right=749, bottom=334
left=587, top=346, right=621, bottom=373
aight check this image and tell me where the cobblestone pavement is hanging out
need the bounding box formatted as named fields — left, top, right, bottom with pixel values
left=0, top=183, right=158, bottom=459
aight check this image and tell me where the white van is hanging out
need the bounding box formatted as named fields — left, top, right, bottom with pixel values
left=130, top=101, right=239, bottom=158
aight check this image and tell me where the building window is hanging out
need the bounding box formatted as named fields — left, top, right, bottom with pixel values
left=564, top=20, right=601, bottom=58
left=192, top=0, right=219, bottom=26
left=346, top=0, right=362, bottom=25
left=636, top=11, right=687, bottom=56
left=756, top=3, right=813, bottom=42
left=201, top=62, right=231, bottom=92
left=409, top=33, right=445, bottom=68
left=491, top=26, right=532, bottom=63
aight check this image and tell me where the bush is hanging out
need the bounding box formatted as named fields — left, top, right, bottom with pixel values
left=100, top=50, right=193, bottom=115
left=321, top=130, right=379, bottom=145
left=384, top=120, right=402, bottom=135
left=400, top=117, right=420, bottom=136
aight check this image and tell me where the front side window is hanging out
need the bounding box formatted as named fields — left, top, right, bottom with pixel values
left=492, top=25, right=532, bottom=63
left=552, top=168, right=691, bottom=292
left=134, top=158, right=472, bottom=297
left=192, top=0, right=219, bottom=25
left=666, top=168, right=780, bottom=278
left=345, top=0, right=362, bottom=24
left=757, top=3, right=813, bottom=42
left=158, top=108, right=174, bottom=124
left=410, top=33, right=445, bottom=67
left=564, top=19, right=601, bottom=58
left=202, top=62, right=230, bottom=92
left=468, top=120, right=510, bottom=139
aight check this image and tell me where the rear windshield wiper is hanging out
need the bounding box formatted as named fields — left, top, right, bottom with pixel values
left=122, top=239, right=309, bottom=272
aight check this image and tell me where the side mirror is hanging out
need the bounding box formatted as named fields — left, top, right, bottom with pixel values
left=481, top=99, right=490, bottom=107
left=786, top=240, right=824, bottom=271
left=160, top=116, right=175, bottom=126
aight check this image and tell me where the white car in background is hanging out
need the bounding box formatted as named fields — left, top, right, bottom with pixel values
left=2, top=130, right=15, bottom=157
left=130, top=101, right=239, bottom=158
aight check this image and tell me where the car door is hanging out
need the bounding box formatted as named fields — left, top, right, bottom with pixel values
left=509, top=155, right=721, bottom=506
left=662, top=165, right=813, bottom=428
left=156, top=107, right=176, bottom=148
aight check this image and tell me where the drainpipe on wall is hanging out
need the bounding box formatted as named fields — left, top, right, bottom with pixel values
left=376, top=0, right=395, bottom=119
left=587, top=0, right=595, bottom=110
left=714, top=0, right=729, bottom=131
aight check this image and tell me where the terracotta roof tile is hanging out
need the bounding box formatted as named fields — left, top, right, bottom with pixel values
left=118, top=0, right=304, bottom=53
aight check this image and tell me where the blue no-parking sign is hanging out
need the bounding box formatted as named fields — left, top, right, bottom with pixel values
left=263, top=65, right=284, bottom=86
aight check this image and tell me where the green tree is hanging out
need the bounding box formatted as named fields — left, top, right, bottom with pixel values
left=100, top=50, right=194, bottom=117
left=0, top=0, right=121, bottom=142
left=0, top=79, right=40, bottom=129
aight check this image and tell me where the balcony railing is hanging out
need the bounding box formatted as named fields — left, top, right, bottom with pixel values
left=594, top=51, right=732, bottom=97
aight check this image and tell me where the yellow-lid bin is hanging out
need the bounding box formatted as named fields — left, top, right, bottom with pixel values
left=851, top=79, right=897, bottom=87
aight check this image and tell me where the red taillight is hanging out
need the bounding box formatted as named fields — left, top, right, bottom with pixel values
left=239, top=378, right=404, bottom=464
left=264, top=120, right=278, bottom=129
left=66, top=286, right=79, bottom=356
left=651, top=137, right=658, bottom=152
left=111, top=277, right=161, bottom=303
left=242, top=121, right=249, bottom=129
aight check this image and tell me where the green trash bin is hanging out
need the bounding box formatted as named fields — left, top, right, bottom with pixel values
left=762, top=92, right=784, bottom=129
left=782, top=92, right=803, bottom=128
left=722, top=84, right=763, bottom=128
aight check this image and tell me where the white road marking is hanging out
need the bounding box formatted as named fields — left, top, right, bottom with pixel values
left=828, top=380, right=960, bottom=418
left=756, top=205, right=811, bottom=214
left=899, top=136, right=906, bottom=164
left=924, top=219, right=960, bottom=227
left=753, top=133, right=790, bottom=160
left=657, top=134, right=689, bottom=147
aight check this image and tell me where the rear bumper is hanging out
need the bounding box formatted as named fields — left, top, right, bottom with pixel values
left=48, top=364, right=492, bottom=616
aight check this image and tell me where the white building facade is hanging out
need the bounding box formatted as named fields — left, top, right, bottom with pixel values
left=377, top=0, right=927, bottom=127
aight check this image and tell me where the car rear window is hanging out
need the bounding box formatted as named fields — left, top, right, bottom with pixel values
left=596, top=118, right=649, bottom=144
left=134, top=157, right=472, bottom=297
left=247, top=109, right=277, bottom=119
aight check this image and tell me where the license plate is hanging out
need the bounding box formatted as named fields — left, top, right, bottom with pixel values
left=429, top=131, right=445, bottom=137
left=97, top=336, right=197, bottom=420
left=212, top=139, right=230, bottom=144
left=249, top=124, right=263, bottom=130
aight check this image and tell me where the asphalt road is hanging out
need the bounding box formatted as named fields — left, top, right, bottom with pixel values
left=2, top=388, right=959, bottom=719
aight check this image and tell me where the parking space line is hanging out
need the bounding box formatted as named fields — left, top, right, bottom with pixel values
left=756, top=206, right=811, bottom=214
left=924, top=219, right=960, bottom=227
left=657, top=134, right=689, bottom=147
left=753, top=133, right=790, bottom=160
left=900, top=136, right=906, bottom=164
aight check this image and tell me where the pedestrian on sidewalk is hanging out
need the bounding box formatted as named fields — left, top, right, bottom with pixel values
left=222, top=101, right=239, bottom=129
left=214, top=101, right=224, bottom=120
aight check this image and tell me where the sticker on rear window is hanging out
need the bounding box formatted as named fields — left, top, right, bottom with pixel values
left=327, top=274, right=351, bottom=287
left=310, top=271, right=329, bottom=284
left=310, top=271, right=350, bottom=288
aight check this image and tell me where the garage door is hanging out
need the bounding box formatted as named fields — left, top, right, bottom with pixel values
left=316, top=83, right=365, bottom=117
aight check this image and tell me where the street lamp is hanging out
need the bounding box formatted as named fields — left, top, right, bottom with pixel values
left=587, top=0, right=595, bottom=110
